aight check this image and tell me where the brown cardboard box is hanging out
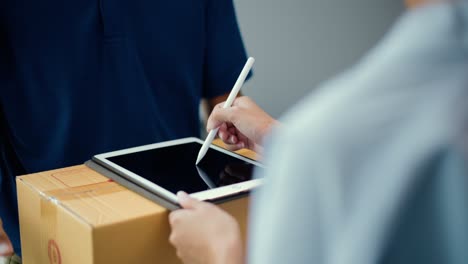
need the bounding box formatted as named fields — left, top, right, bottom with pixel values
left=17, top=142, right=255, bottom=264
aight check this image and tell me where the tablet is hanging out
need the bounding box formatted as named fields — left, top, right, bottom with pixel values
left=92, top=137, right=264, bottom=205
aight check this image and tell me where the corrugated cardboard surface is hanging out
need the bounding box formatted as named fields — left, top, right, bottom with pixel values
left=17, top=143, right=254, bottom=264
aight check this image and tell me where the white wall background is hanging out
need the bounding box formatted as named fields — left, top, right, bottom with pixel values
left=234, top=0, right=405, bottom=118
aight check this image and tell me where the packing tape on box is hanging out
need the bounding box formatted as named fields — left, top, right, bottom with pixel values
left=39, top=194, right=60, bottom=264
left=34, top=171, right=126, bottom=264
left=42, top=180, right=124, bottom=201
left=38, top=187, right=117, bottom=263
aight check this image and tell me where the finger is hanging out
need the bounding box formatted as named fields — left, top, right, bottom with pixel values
left=218, top=130, right=228, bottom=142
left=218, top=123, right=229, bottom=139
left=207, top=107, right=237, bottom=132
left=236, top=141, right=245, bottom=149
left=206, top=108, right=225, bottom=132
left=236, top=133, right=250, bottom=149
left=169, top=209, right=196, bottom=227
left=169, top=211, right=182, bottom=227
left=219, top=125, right=237, bottom=144
left=177, top=191, right=202, bottom=210
left=228, top=135, right=238, bottom=145
left=228, top=126, right=237, bottom=135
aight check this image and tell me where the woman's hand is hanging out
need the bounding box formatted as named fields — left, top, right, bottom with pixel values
left=207, top=96, right=278, bottom=152
left=169, top=192, right=244, bottom=264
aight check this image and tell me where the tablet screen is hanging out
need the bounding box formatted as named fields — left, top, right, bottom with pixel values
left=106, top=142, right=262, bottom=194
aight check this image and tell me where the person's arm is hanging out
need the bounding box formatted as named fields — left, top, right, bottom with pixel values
left=207, top=94, right=230, bottom=114
left=169, top=192, right=244, bottom=264
left=202, top=0, right=250, bottom=111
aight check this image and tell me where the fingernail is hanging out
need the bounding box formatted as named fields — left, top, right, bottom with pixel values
left=230, top=136, right=236, bottom=144
left=177, top=191, right=189, bottom=201
left=0, top=243, right=10, bottom=255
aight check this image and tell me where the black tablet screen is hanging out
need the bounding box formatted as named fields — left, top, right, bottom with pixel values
left=106, top=142, right=261, bottom=194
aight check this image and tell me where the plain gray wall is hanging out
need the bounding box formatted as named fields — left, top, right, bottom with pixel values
left=234, top=0, right=405, bottom=118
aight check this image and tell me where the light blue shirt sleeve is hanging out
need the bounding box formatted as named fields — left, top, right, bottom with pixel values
left=248, top=2, right=468, bottom=264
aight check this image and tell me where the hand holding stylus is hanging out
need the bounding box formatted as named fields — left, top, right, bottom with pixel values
left=207, top=96, right=278, bottom=153
left=196, top=57, right=255, bottom=164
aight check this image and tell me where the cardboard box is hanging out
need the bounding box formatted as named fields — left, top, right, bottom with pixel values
left=17, top=160, right=251, bottom=263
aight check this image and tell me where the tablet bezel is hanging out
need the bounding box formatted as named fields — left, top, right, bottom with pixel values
left=92, top=137, right=263, bottom=204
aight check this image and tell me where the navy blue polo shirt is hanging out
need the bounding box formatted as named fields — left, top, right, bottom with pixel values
left=0, top=0, right=249, bottom=253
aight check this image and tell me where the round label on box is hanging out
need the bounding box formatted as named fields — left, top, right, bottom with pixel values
left=48, top=240, right=61, bottom=264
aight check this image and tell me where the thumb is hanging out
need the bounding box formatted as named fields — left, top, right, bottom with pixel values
left=177, top=191, right=201, bottom=210
left=207, top=107, right=236, bottom=132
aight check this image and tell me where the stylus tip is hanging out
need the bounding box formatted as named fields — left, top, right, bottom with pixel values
left=195, top=155, right=202, bottom=165
left=196, top=144, right=209, bottom=165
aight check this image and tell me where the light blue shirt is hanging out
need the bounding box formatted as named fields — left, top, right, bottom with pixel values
left=249, top=2, right=468, bottom=263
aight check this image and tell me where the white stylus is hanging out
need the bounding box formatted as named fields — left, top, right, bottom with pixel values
left=195, top=57, right=255, bottom=165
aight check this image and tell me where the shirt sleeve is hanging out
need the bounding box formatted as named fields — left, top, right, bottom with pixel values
left=379, top=147, right=468, bottom=264
left=248, top=3, right=468, bottom=264
left=203, top=0, right=250, bottom=99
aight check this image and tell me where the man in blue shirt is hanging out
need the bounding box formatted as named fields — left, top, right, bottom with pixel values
left=0, top=0, right=250, bottom=256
